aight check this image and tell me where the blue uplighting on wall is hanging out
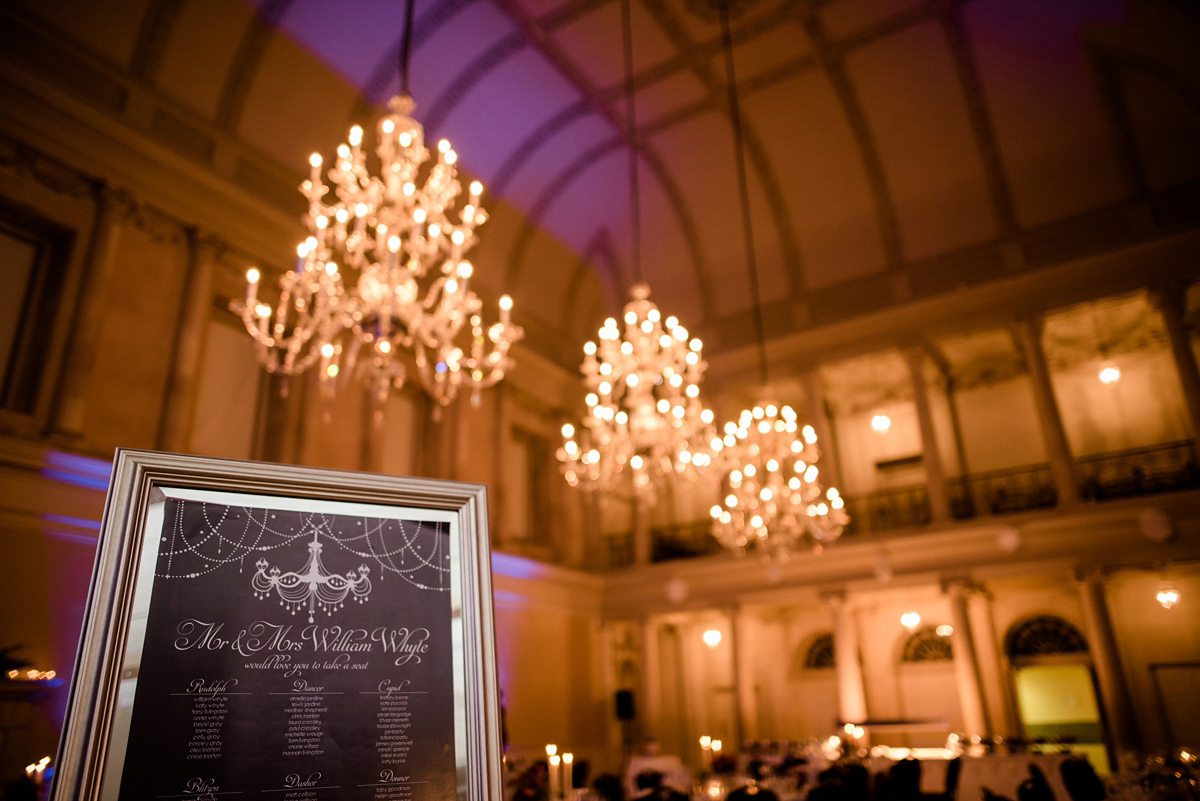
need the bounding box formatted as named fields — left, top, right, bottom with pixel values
left=41, top=450, right=111, bottom=491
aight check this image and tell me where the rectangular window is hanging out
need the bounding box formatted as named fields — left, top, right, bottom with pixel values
left=0, top=210, right=72, bottom=415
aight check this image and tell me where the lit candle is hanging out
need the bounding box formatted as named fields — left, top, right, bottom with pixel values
left=549, top=754, right=561, bottom=801
left=499, top=295, right=512, bottom=326
left=700, top=735, right=712, bottom=769
left=562, top=753, right=573, bottom=799
left=308, top=153, right=322, bottom=188
left=246, top=268, right=260, bottom=304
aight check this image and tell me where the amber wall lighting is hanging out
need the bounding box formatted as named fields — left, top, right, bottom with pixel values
left=1157, top=581, right=1180, bottom=609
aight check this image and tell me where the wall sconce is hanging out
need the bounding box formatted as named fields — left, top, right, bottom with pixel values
left=901, top=612, right=921, bottom=631
left=702, top=629, right=722, bottom=647
left=936, top=624, right=953, bottom=637
left=1157, top=581, right=1180, bottom=609
left=871, top=414, right=891, bottom=433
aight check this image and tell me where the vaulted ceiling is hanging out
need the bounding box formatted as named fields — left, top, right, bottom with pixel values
left=6, top=0, right=1200, bottom=382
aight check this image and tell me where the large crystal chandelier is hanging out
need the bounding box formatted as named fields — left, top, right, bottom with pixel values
left=558, top=284, right=716, bottom=498
left=556, top=0, right=715, bottom=500
left=709, top=400, right=848, bottom=558
left=707, top=0, right=848, bottom=558
left=237, top=2, right=521, bottom=414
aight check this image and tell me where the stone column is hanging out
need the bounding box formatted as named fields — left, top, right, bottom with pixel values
left=1151, top=286, right=1200, bottom=452
left=967, top=588, right=1020, bottom=736
left=48, top=185, right=136, bottom=437
left=641, top=617, right=663, bottom=741
left=633, top=497, right=652, bottom=565
left=730, top=606, right=758, bottom=747
left=1076, top=569, right=1141, bottom=755
left=1011, top=318, right=1079, bottom=506
left=944, top=579, right=990, bottom=737
left=903, top=347, right=952, bottom=523
left=824, top=592, right=868, bottom=727
left=801, top=369, right=842, bottom=490
left=156, top=231, right=223, bottom=452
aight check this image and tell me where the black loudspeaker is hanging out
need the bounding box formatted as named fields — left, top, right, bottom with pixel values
left=615, top=689, right=635, bottom=720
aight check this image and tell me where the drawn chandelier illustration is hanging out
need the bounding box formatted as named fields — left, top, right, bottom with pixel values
left=252, top=531, right=372, bottom=623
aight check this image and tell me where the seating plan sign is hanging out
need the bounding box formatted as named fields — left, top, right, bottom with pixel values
left=52, top=450, right=503, bottom=801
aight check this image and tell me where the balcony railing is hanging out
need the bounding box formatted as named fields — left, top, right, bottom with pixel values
left=843, top=484, right=931, bottom=535
left=594, top=440, right=1200, bottom=566
left=1076, top=440, right=1200, bottom=500
left=948, top=462, right=1057, bottom=519
left=651, top=520, right=723, bottom=562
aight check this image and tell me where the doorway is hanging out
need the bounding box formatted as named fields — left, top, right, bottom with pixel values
left=1013, top=663, right=1109, bottom=772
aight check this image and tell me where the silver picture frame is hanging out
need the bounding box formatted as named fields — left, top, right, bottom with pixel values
left=51, top=448, right=503, bottom=801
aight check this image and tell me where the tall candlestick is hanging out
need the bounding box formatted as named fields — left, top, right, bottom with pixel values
left=549, top=754, right=561, bottom=801
left=562, top=753, right=573, bottom=799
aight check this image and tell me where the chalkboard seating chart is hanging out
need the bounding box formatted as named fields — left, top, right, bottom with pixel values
left=112, top=499, right=457, bottom=801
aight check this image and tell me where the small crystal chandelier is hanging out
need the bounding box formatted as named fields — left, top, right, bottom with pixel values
left=556, top=0, right=715, bottom=500
left=558, top=284, right=716, bottom=498
left=709, top=400, right=847, bottom=557
left=707, top=0, right=848, bottom=558
left=237, top=1, right=521, bottom=415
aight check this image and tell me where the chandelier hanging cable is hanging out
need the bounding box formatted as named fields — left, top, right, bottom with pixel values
left=556, top=0, right=717, bottom=499
left=236, top=0, right=522, bottom=417
left=707, top=1, right=848, bottom=558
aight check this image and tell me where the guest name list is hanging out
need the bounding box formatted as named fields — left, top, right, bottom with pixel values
left=116, top=500, right=456, bottom=801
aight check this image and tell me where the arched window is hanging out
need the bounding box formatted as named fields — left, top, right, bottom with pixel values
left=901, top=627, right=954, bottom=662
left=804, top=633, right=835, bottom=669
left=1005, top=615, right=1088, bottom=657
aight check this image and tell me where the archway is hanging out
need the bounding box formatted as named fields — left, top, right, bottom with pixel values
left=1005, top=615, right=1109, bottom=772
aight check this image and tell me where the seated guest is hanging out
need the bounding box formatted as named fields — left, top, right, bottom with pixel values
left=1059, top=758, right=1104, bottom=801
left=512, top=761, right=549, bottom=801
left=725, top=760, right=780, bottom=801
left=632, top=770, right=687, bottom=801
left=593, top=773, right=625, bottom=801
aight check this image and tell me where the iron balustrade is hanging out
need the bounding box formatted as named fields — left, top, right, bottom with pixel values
left=589, top=440, right=1200, bottom=564
left=949, top=462, right=1057, bottom=518
left=1076, top=439, right=1200, bottom=500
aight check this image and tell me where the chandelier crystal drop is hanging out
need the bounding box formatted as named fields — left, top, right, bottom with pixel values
left=237, top=94, right=523, bottom=413
left=709, top=397, right=849, bottom=558
left=557, top=283, right=717, bottom=500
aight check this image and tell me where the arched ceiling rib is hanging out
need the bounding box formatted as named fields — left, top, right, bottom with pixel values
left=130, top=0, right=186, bottom=81
left=13, top=0, right=1199, bottom=368
left=939, top=2, right=1018, bottom=238
left=215, top=0, right=294, bottom=131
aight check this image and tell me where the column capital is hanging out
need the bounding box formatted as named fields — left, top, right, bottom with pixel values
left=191, top=228, right=230, bottom=263
left=1009, top=315, right=1046, bottom=340
left=941, top=577, right=987, bottom=598
left=94, top=183, right=138, bottom=221
left=1073, top=565, right=1110, bottom=585
left=1147, top=282, right=1188, bottom=320
left=820, top=589, right=850, bottom=610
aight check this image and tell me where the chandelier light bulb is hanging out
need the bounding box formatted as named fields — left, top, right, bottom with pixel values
left=1099, top=363, right=1120, bottom=384
left=236, top=94, right=522, bottom=413
left=901, top=611, right=921, bottom=630
left=871, top=414, right=891, bottom=433
left=702, top=629, right=722, bottom=647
